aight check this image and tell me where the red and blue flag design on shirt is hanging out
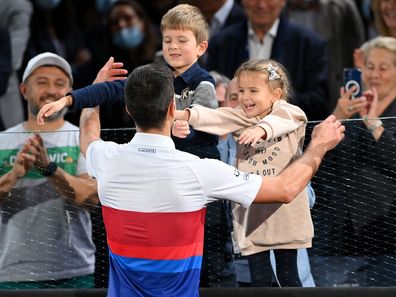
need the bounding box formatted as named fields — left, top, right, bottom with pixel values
left=102, top=206, right=206, bottom=297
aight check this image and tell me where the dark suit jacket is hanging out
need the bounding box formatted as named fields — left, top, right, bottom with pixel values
left=222, top=1, right=246, bottom=29
left=207, top=16, right=329, bottom=121
left=0, top=27, right=11, bottom=97
left=0, top=27, right=11, bottom=131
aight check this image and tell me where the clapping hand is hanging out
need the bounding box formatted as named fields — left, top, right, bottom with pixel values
left=26, top=134, right=51, bottom=171
left=11, top=144, right=35, bottom=178
left=359, top=88, right=378, bottom=120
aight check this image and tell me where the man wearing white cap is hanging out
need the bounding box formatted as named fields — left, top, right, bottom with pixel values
left=0, top=52, right=99, bottom=288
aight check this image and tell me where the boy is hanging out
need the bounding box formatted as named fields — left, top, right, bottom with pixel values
left=160, top=4, right=219, bottom=158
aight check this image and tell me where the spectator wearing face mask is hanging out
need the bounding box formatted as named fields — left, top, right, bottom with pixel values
left=81, top=0, right=160, bottom=128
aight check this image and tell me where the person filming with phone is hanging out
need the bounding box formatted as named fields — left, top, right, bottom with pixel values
left=332, top=36, right=396, bottom=140
left=322, top=36, right=396, bottom=286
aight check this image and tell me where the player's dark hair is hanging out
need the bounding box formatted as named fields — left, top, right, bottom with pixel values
left=125, top=63, right=174, bottom=129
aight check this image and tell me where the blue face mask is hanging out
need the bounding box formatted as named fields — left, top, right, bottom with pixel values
left=361, top=0, right=372, bottom=20
left=95, top=0, right=110, bottom=13
left=113, top=26, right=144, bottom=50
left=95, top=0, right=118, bottom=13
left=35, top=0, right=62, bottom=10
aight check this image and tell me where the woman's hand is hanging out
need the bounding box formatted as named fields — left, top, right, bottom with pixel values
left=359, top=88, right=378, bottom=120
left=353, top=48, right=364, bottom=69
left=360, top=88, right=384, bottom=138
left=332, top=86, right=367, bottom=119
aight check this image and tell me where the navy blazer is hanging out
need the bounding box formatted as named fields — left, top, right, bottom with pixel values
left=223, top=2, right=246, bottom=29
left=207, top=16, right=329, bottom=121
left=0, top=28, right=11, bottom=97
left=0, top=27, right=12, bottom=130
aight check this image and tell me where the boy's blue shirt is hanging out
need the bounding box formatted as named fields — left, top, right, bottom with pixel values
left=173, top=62, right=215, bottom=94
left=172, top=62, right=219, bottom=159
left=71, top=62, right=220, bottom=159
left=71, top=79, right=125, bottom=110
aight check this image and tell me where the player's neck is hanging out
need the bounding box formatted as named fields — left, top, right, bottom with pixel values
left=136, top=123, right=172, bottom=138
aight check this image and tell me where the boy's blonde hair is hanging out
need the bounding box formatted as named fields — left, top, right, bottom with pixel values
left=234, top=59, right=292, bottom=101
left=160, top=4, right=209, bottom=44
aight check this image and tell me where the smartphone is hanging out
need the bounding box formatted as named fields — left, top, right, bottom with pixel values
left=343, top=68, right=362, bottom=99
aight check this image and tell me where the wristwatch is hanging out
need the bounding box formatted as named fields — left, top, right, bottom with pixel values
left=40, top=162, right=58, bottom=177
left=365, top=118, right=383, bottom=132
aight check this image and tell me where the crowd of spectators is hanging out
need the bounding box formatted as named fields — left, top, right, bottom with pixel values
left=0, top=0, right=391, bottom=127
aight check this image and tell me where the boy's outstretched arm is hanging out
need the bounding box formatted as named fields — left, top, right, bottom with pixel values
left=37, top=95, right=72, bottom=125
left=37, top=57, right=127, bottom=125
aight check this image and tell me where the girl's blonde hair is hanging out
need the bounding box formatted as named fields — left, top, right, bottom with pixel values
left=160, top=4, right=209, bottom=44
left=234, top=59, right=292, bottom=101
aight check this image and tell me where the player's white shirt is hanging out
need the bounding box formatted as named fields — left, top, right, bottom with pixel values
left=87, top=133, right=262, bottom=213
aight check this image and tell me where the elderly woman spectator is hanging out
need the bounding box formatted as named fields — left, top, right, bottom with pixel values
left=313, top=36, right=396, bottom=287
left=333, top=36, right=396, bottom=135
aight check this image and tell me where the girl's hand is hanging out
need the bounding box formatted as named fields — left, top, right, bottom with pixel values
left=172, top=120, right=190, bottom=138
left=238, top=126, right=267, bottom=146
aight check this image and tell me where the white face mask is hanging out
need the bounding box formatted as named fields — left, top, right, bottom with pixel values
left=34, top=0, right=62, bottom=10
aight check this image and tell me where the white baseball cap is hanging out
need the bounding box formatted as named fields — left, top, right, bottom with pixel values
left=22, top=52, right=73, bottom=84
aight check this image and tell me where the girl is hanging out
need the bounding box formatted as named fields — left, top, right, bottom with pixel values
left=174, top=59, right=311, bottom=287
